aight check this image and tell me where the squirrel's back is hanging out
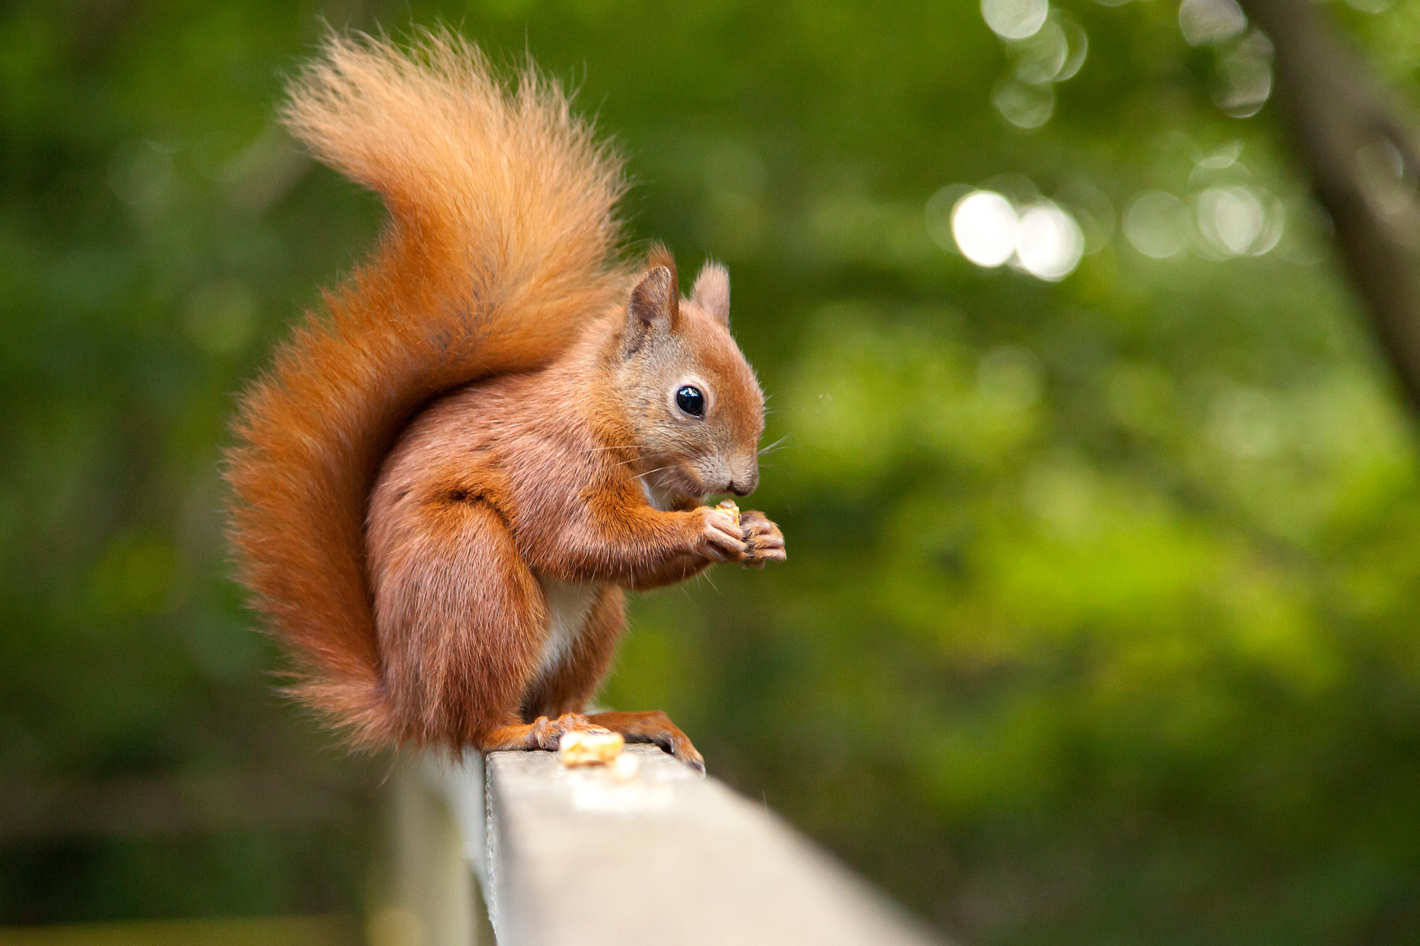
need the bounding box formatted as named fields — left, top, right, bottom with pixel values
left=226, top=30, right=628, bottom=748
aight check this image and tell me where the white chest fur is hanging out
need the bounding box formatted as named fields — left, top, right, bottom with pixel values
left=535, top=577, right=598, bottom=679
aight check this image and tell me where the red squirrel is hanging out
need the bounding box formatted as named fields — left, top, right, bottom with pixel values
left=225, top=31, right=784, bottom=771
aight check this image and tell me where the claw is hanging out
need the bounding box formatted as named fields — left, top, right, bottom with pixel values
left=737, top=510, right=786, bottom=566
left=527, top=713, right=607, bottom=750
left=584, top=710, right=706, bottom=773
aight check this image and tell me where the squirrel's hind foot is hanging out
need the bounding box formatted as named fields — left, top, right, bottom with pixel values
left=585, top=710, right=705, bottom=774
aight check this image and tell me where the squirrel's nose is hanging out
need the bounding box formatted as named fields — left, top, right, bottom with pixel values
left=728, top=461, right=759, bottom=496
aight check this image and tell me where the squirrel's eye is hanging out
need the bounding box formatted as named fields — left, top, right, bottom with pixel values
left=675, top=385, right=706, bottom=418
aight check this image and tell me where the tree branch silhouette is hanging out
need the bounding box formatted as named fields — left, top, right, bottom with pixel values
left=1240, top=0, right=1420, bottom=417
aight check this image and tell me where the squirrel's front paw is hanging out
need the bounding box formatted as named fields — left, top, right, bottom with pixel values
left=696, top=506, right=747, bottom=562
left=527, top=713, right=610, bottom=750
left=739, top=510, right=786, bottom=567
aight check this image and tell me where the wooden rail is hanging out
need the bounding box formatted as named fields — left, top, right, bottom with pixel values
left=374, top=744, right=946, bottom=946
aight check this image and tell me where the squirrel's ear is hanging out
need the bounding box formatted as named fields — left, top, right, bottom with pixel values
left=624, top=248, right=680, bottom=356
left=690, top=261, right=730, bottom=325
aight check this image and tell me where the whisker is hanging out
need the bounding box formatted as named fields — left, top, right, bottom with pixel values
left=584, top=443, right=643, bottom=453
left=757, top=435, right=790, bottom=456
left=584, top=442, right=650, bottom=468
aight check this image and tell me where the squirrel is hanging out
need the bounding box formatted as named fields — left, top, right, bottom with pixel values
left=225, top=30, right=785, bottom=771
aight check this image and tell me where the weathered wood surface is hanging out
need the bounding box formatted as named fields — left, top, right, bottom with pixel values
left=415, top=744, right=946, bottom=946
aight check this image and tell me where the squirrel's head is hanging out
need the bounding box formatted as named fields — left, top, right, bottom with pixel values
left=612, top=248, right=764, bottom=504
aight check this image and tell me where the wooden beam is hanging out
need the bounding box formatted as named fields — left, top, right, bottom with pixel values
left=406, top=746, right=946, bottom=946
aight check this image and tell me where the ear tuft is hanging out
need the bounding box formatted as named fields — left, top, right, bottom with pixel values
left=691, top=261, right=730, bottom=324
left=646, top=243, right=678, bottom=285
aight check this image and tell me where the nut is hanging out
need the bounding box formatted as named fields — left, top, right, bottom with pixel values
left=715, top=498, right=741, bottom=528
left=558, top=728, right=625, bottom=766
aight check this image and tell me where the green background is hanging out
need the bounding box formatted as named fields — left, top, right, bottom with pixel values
left=4, top=0, right=1419, bottom=943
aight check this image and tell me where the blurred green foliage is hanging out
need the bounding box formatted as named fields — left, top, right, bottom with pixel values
left=4, top=0, right=1420, bottom=943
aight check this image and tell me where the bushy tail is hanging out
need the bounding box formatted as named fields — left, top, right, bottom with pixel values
left=225, top=30, right=627, bottom=749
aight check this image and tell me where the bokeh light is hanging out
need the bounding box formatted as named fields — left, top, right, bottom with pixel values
left=981, top=0, right=1050, bottom=40
left=1124, top=190, right=1189, bottom=258
left=1178, top=0, right=1248, bottom=47
left=951, top=190, right=1017, bottom=267
left=1195, top=185, right=1267, bottom=255
left=948, top=189, right=1085, bottom=280
left=1215, top=30, right=1274, bottom=117
left=1012, top=17, right=1070, bottom=84
left=992, top=78, right=1056, bottom=129
left=1015, top=201, right=1085, bottom=280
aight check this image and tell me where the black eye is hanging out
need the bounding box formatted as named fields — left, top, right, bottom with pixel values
left=675, top=385, right=706, bottom=418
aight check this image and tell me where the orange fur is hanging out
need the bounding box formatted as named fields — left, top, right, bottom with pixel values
left=226, top=30, right=784, bottom=761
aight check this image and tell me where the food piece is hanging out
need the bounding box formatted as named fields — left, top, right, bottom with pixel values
left=558, top=728, right=625, bottom=766
left=715, top=498, right=741, bottom=528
